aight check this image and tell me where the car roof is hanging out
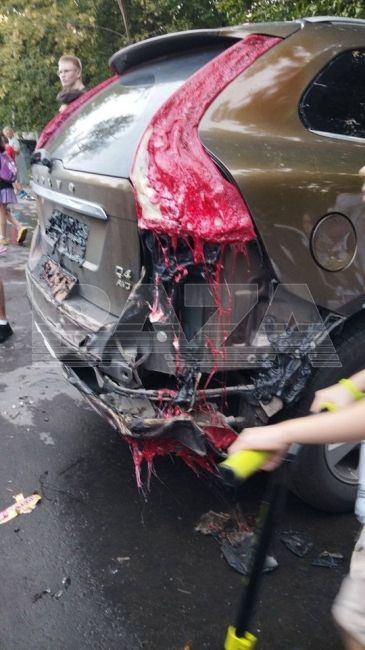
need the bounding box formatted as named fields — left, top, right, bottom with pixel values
left=109, top=17, right=365, bottom=75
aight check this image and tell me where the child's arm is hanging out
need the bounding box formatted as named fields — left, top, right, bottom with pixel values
left=228, top=398, right=365, bottom=471
left=310, top=369, right=365, bottom=412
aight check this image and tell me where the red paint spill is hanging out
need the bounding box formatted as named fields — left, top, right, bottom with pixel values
left=129, top=37, right=283, bottom=485
left=129, top=437, right=219, bottom=491
left=203, top=425, right=237, bottom=450
left=131, top=35, right=281, bottom=263
left=36, top=76, right=118, bottom=149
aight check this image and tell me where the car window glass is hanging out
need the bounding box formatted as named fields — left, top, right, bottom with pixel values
left=47, top=47, right=229, bottom=178
left=300, top=49, right=365, bottom=139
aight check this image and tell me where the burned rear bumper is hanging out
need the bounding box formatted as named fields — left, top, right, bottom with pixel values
left=28, top=276, right=243, bottom=458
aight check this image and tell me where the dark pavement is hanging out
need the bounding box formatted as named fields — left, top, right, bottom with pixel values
left=0, top=198, right=360, bottom=650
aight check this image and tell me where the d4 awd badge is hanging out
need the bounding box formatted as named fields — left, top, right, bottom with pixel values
left=116, top=265, right=133, bottom=290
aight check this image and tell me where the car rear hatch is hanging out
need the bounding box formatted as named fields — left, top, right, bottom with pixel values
left=27, top=42, right=241, bottom=357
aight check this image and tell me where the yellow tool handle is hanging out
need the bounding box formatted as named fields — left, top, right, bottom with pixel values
left=220, top=399, right=338, bottom=484
left=219, top=450, right=271, bottom=482
left=224, top=626, right=257, bottom=649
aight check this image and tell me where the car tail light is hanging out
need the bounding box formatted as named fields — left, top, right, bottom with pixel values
left=131, top=34, right=281, bottom=262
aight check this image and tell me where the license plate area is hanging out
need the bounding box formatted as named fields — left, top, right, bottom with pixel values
left=40, top=258, right=77, bottom=302
left=46, top=209, right=89, bottom=265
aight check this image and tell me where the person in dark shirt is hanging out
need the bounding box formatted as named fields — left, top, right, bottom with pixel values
left=56, top=55, right=86, bottom=112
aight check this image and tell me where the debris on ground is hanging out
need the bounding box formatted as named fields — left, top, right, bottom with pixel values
left=32, top=588, right=51, bottom=603
left=311, top=551, right=344, bottom=568
left=280, top=530, right=313, bottom=557
left=195, top=510, right=232, bottom=536
left=221, top=535, right=278, bottom=575
left=195, top=508, right=278, bottom=575
left=0, top=492, right=41, bottom=525
left=32, top=577, right=71, bottom=603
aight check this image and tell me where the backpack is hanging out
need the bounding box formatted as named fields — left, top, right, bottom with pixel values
left=0, top=152, right=17, bottom=183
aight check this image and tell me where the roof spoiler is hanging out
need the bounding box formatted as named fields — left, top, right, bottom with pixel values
left=109, top=30, right=238, bottom=75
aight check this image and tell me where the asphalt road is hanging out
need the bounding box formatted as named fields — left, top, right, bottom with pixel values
left=0, top=199, right=360, bottom=650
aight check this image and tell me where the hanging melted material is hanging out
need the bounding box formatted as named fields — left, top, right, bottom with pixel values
left=35, top=34, right=341, bottom=488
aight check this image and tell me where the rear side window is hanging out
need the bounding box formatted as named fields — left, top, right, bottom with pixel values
left=47, top=46, right=231, bottom=178
left=300, top=49, right=365, bottom=139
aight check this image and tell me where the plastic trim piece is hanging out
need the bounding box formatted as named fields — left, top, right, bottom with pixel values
left=109, top=31, right=239, bottom=75
left=30, top=182, right=108, bottom=221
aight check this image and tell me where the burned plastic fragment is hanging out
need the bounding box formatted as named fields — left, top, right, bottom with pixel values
left=195, top=508, right=278, bottom=575
left=311, top=551, right=344, bottom=568
left=130, top=418, right=208, bottom=456
left=251, top=355, right=313, bottom=406
left=174, top=368, right=201, bottom=406
left=221, top=535, right=278, bottom=575
left=280, top=530, right=313, bottom=557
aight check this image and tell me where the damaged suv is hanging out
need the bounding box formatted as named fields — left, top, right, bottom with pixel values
left=27, top=17, right=365, bottom=511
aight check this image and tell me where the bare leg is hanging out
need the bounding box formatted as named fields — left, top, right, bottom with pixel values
left=1, top=204, right=27, bottom=244
left=5, top=207, right=21, bottom=230
left=0, top=279, right=6, bottom=320
left=0, top=204, right=8, bottom=239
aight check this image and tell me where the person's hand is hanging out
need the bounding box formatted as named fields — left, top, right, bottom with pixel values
left=228, top=424, right=289, bottom=471
left=310, top=383, right=355, bottom=413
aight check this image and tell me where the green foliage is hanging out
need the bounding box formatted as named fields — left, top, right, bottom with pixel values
left=0, top=0, right=126, bottom=131
left=246, top=0, right=365, bottom=22
left=0, top=0, right=363, bottom=132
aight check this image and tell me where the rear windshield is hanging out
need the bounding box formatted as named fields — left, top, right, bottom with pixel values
left=47, top=47, right=229, bottom=178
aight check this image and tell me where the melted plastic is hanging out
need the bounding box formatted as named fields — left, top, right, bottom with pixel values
left=128, top=36, right=282, bottom=482
left=131, top=35, right=281, bottom=263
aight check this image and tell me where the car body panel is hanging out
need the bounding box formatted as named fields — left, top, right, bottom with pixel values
left=199, top=22, right=365, bottom=314
left=29, top=161, right=140, bottom=319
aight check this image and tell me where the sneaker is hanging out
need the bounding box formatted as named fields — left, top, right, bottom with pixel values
left=0, top=322, right=13, bottom=343
left=17, top=226, right=28, bottom=244
left=17, top=190, right=27, bottom=199
left=0, top=245, right=7, bottom=254
left=0, top=238, right=9, bottom=246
